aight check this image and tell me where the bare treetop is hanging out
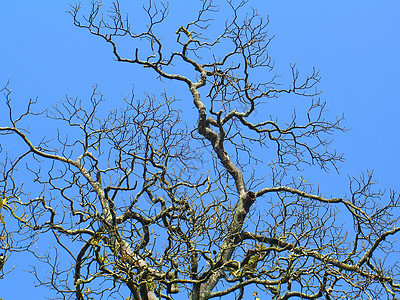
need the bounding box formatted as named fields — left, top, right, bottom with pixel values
left=1, top=1, right=399, bottom=299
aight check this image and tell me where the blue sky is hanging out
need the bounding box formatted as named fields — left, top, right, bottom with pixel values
left=1, top=1, right=400, bottom=299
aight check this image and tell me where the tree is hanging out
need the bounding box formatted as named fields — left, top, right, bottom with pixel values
left=1, top=1, right=400, bottom=299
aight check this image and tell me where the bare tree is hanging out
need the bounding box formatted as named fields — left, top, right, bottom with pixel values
left=1, top=1, right=400, bottom=299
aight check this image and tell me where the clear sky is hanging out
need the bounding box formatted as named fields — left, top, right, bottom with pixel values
left=0, top=1, right=400, bottom=299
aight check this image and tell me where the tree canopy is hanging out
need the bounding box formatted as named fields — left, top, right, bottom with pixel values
left=1, top=1, right=399, bottom=299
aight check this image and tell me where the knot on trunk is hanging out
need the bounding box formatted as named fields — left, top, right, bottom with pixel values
left=247, top=191, right=256, bottom=201
left=243, top=191, right=257, bottom=211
